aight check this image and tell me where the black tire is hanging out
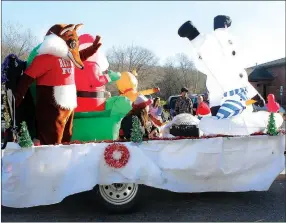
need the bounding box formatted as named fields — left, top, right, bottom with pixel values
left=95, top=183, right=142, bottom=214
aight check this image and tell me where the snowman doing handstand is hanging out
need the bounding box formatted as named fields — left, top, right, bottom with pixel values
left=177, top=15, right=283, bottom=135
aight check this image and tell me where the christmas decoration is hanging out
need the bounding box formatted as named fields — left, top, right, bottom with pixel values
left=104, top=143, right=130, bottom=168
left=17, top=24, right=103, bottom=146
left=3, top=92, right=11, bottom=129
left=267, top=113, right=278, bottom=136
left=266, top=94, right=280, bottom=113
left=177, top=16, right=286, bottom=136
left=131, top=115, right=143, bottom=143
left=18, top=121, right=33, bottom=148
left=36, top=130, right=283, bottom=146
left=58, top=132, right=280, bottom=145
left=251, top=132, right=266, bottom=136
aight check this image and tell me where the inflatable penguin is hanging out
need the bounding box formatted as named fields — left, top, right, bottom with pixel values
left=178, top=15, right=283, bottom=135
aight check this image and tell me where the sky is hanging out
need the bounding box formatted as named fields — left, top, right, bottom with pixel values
left=2, top=1, right=285, bottom=68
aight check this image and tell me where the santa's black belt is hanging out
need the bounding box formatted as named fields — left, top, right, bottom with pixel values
left=77, top=91, right=105, bottom=98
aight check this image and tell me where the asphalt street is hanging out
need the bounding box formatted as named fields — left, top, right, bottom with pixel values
left=2, top=174, right=285, bottom=222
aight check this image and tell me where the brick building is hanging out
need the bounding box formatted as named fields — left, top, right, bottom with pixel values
left=246, top=57, right=286, bottom=108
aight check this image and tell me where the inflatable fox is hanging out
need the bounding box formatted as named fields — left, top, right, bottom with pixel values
left=15, top=24, right=102, bottom=145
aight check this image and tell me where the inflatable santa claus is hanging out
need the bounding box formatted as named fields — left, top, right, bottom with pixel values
left=75, top=34, right=121, bottom=112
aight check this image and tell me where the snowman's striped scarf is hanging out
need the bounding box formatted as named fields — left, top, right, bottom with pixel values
left=223, top=87, right=248, bottom=97
left=216, top=87, right=248, bottom=119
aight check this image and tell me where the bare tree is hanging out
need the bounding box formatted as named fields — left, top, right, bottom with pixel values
left=176, top=53, right=193, bottom=85
left=106, top=45, right=160, bottom=95
left=105, top=45, right=207, bottom=99
left=157, top=58, right=181, bottom=98
left=155, top=53, right=207, bottom=100
left=107, top=44, right=159, bottom=73
left=2, top=21, right=39, bottom=62
left=175, top=53, right=208, bottom=94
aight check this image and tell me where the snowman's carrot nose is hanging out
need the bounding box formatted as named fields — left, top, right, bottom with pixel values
left=246, top=99, right=257, bottom=105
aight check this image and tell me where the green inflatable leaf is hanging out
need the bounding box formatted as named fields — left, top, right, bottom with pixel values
left=27, top=43, right=41, bottom=67
left=27, top=44, right=42, bottom=103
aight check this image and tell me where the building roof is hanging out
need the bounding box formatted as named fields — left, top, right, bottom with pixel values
left=248, top=67, right=275, bottom=82
left=247, top=57, right=286, bottom=69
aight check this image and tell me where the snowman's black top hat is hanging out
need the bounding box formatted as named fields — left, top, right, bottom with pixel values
left=214, top=15, right=232, bottom=30
left=178, top=20, right=200, bottom=41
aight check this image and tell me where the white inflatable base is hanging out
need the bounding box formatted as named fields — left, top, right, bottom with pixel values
left=2, top=135, right=285, bottom=208
left=199, top=111, right=283, bottom=136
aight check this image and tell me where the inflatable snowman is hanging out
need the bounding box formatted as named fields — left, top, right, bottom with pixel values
left=178, top=15, right=283, bottom=135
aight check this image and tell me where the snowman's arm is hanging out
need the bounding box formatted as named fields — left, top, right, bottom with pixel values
left=190, top=33, right=207, bottom=52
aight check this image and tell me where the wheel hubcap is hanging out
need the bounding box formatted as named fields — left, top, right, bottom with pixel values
left=99, top=183, right=138, bottom=205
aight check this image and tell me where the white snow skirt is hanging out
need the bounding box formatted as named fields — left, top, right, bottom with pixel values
left=1, top=135, right=285, bottom=208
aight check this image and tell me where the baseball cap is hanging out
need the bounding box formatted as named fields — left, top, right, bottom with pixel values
left=181, top=87, right=189, bottom=93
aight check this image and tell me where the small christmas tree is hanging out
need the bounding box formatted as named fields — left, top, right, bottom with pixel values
left=18, top=121, right=33, bottom=148
left=267, top=113, right=278, bottom=136
left=131, top=115, right=143, bottom=143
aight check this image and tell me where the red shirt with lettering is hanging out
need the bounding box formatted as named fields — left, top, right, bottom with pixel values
left=24, top=54, right=75, bottom=86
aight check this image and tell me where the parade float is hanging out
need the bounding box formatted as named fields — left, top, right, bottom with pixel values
left=1, top=17, right=285, bottom=213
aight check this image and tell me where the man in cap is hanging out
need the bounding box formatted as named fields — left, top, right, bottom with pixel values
left=174, top=87, right=194, bottom=116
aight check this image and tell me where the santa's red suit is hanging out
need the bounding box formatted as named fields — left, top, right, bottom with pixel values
left=75, top=34, right=112, bottom=112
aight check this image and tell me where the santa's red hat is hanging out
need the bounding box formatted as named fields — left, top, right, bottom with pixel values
left=78, top=34, right=98, bottom=63
left=78, top=34, right=95, bottom=51
left=132, top=95, right=152, bottom=110
left=79, top=34, right=94, bottom=44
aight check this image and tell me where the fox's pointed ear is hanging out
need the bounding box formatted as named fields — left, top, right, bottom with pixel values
left=60, top=24, right=75, bottom=36
left=74, top=24, right=84, bottom=32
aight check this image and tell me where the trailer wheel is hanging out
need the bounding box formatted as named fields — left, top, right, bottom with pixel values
left=97, top=183, right=141, bottom=213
